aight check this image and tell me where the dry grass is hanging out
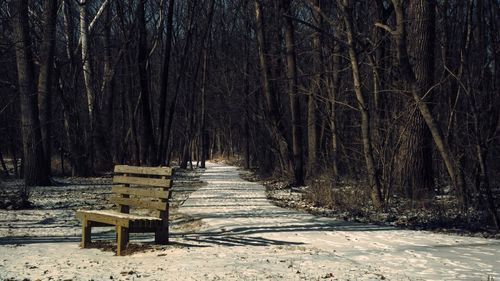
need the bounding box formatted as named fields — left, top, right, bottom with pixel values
left=304, top=175, right=370, bottom=211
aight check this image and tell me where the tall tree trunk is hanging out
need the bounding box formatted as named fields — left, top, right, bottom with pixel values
left=466, top=0, right=500, bottom=228
left=79, top=0, right=95, bottom=172
left=389, top=0, right=465, bottom=204
left=55, top=62, right=89, bottom=176
left=253, top=0, right=291, bottom=175
left=37, top=0, right=58, bottom=174
left=11, top=0, right=50, bottom=186
left=157, top=0, right=175, bottom=165
left=97, top=4, right=114, bottom=168
left=163, top=1, right=198, bottom=164
left=79, top=0, right=94, bottom=131
left=340, top=0, right=383, bottom=208
left=200, top=47, right=208, bottom=169
left=328, top=43, right=341, bottom=180
left=475, top=134, right=500, bottom=229
left=78, top=0, right=110, bottom=171
left=136, top=0, right=156, bottom=165
left=61, top=0, right=91, bottom=176
left=396, top=0, right=435, bottom=199
left=307, top=0, right=321, bottom=176
left=307, top=0, right=341, bottom=180
left=243, top=23, right=251, bottom=170
left=282, top=0, right=304, bottom=186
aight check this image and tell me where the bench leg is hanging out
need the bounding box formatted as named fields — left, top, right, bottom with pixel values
left=116, top=226, right=129, bottom=256
left=155, top=225, right=169, bottom=245
left=81, top=220, right=91, bottom=248
left=155, top=210, right=169, bottom=245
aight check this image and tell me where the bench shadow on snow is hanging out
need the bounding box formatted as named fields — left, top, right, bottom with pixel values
left=0, top=229, right=115, bottom=246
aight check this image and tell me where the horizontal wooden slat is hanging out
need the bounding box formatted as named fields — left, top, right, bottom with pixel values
left=113, top=175, right=172, bottom=188
left=76, top=210, right=129, bottom=227
left=130, top=219, right=162, bottom=230
left=114, top=165, right=172, bottom=176
left=129, top=226, right=159, bottom=233
left=110, top=196, right=168, bottom=211
left=112, top=185, right=170, bottom=199
left=76, top=210, right=163, bottom=228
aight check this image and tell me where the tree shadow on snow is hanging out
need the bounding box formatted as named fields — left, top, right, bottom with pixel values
left=177, top=232, right=304, bottom=247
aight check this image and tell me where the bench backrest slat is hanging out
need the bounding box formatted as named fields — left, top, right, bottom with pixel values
left=113, top=175, right=172, bottom=188
left=112, top=185, right=170, bottom=199
left=114, top=165, right=172, bottom=176
left=110, top=196, right=169, bottom=211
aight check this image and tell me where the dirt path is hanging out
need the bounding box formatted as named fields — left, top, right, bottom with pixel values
left=0, top=162, right=499, bottom=280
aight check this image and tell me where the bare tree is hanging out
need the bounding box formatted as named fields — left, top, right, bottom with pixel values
left=157, top=0, right=176, bottom=165
left=79, top=0, right=94, bottom=133
left=381, top=0, right=465, bottom=204
left=282, top=0, right=304, bottom=186
left=37, top=0, right=58, bottom=173
left=11, top=0, right=50, bottom=186
left=339, top=0, right=383, bottom=208
left=307, top=0, right=322, bottom=175
left=253, top=0, right=292, bottom=175
left=136, top=0, right=156, bottom=165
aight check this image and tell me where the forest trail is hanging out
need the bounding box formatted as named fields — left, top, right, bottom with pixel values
left=178, top=162, right=500, bottom=280
left=0, top=162, right=499, bottom=280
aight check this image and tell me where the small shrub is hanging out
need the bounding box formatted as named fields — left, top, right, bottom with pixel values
left=305, top=175, right=371, bottom=211
left=305, top=184, right=333, bottom=208
left=0, top=180, right=32, bottom=209
left=330, top=185, right=371, bottom=211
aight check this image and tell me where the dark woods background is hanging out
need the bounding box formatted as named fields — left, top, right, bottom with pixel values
left=0, top=0, right=499, bottom=228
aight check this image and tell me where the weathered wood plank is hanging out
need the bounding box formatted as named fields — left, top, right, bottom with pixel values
left=109, top=196, right=168, bottom=211
left=113, top=175, right=172, bottom=188
left=128, top=219, right=161, bottom=230
left=112, top=185, right=170, bottom=199
left=114, top=165, right=172, bottom=176
left=77, top=210, right=162, bottom=220
left=76, top=211, right=130, bottom=227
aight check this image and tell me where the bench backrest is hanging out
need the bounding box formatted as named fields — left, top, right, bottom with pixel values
left=110, top=165, right=172, bottom=217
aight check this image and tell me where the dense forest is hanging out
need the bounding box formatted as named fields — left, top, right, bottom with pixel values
left=0, top=0, right=499, bottom=228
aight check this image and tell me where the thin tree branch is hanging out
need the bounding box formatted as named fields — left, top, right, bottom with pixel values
left=374, top=22, right=395, bottom=35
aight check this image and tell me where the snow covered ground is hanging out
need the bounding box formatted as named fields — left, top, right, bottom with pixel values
left=0, top=162, right=499, bottom=280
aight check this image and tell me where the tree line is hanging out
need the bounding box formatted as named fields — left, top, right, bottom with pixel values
left=0, top=0, right=499, bottom=227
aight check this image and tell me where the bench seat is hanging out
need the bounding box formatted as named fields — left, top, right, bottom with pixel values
left=76, top=210, right=162, bottom=230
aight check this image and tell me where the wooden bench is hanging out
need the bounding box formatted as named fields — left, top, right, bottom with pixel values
left=75, top=165, right=172, bottom=256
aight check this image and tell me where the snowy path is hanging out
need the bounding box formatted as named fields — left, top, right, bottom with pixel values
left=0, top=162, right=499, bottom=280
left=178, top=162, right=500, bottom=280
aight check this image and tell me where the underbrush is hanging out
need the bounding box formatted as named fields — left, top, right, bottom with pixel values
left=304, top=180, right=370, bottom=210
left=0, top=180, right=32, bottom=210
left=259, top=172, right=500, bottom=238
left=308, top=183, right=495, bottom=232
